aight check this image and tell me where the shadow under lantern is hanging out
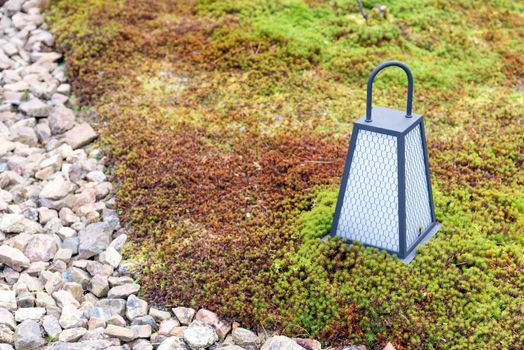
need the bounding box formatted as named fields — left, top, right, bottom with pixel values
left=330, top=61, right=441, bottom=262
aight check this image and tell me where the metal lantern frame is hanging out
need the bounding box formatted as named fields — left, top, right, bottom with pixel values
left=330, top=61, right=441, bottom=262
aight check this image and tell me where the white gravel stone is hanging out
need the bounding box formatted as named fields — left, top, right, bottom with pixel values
left=0, top=324, right=15, bottom=345
left=107, top=283, right=140, bottom=299
left=88, top=275, right=109, bottom=298
left=126, top=295, right=148, bottom=321
left=58, top=327, right=86, bottom=342
left=0, top=291, right=17, bottom=311
left=0, top=137, right=16, bottom=156
left=159, top=319, right=181, bottom=336
left=183, top=321, right=218, bottom=349
left=0, top=245, right=30, bottom=271
left=232, top=327, right=260, bottom=346
left=18, top=98, right=51, bottom=117
left=59, top=305, right=83, bottom=329
left=99, top=247, right=121, bottom=268
left=64, top=123, right=98, bottom=150
left=150, top=308, right=172, bottom=322
left=78, top=222, right=113, bottom=259
left=42, top=314, right=62, bottom=338
left=0, top=214, right=28, bottom=233
left=54, top=248, right=73, bottom=261
left=104, top=325, right=136, bottom=342
left=14, top=307, right=46, bottom=322
left=49, top=105, right=74, bottom=135
left=173, top=307, right=195, bottom=326
left=0, top=308, right=16, bottom=330
left=24, top=234, right=58, bottom=262
left=53, top=290, right=80, bottom=309
left=39, top=175, right=73, bottom=200
left=14, top=319, right=43, bottom=350
left=158, top=336, right=190, bottom=350
left=261, top=337, right=305, bottom=350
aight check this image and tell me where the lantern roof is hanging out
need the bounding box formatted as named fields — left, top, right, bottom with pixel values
left=355, top=106, right=423, bottom=136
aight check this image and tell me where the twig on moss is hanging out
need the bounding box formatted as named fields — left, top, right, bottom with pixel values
left=357, top=0, right=368, bottom=21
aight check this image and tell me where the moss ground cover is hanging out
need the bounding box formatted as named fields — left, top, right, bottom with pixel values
left=48, top=0, right=523, bottom=348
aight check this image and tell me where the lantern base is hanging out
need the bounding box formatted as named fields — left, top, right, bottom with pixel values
left=322, top=222, right=441, bottom=264
left=401, top=222, right=441, bottom=263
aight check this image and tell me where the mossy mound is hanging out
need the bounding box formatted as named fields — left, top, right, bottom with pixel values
left=48, top=0, right=523, bottom=348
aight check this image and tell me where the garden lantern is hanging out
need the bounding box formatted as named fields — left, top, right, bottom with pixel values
left=330, top=61, right=440, bottom=262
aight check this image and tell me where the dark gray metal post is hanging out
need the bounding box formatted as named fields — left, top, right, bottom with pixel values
left=397, top=135, right=407, bottom=258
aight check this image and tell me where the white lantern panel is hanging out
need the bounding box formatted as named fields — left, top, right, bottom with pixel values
left=336, top=130, right=399, bottom=252
left=405, top=125, right=432, bottom=249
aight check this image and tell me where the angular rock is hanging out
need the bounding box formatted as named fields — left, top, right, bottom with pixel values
left=78, top=222, right=113, bottom=259
left=24, top=234, right=58, bottom=262
left=126, top=294, right=148, bottom=321
left=88, top=275, right=109, bottom=298
left=14, top=307, right=46, bottom=322
left=36, top=292, right=56, bottom=308
left=0, top=214, right=28, bottom=234
left=42, top=315, right=62, bottom=338
left=150, top=308, right=172, bottom=322
left=173, top=307, right=195, bottom=326
left=18, top=98, right=51, bottom=117
left=232, top=328, right=259, bottom=347
left=88, top=307, right=112, bottom=323
left=217, top=346, right=245, bottom=350
left=59, top=305, right=83, bottom=329
left=133, top=339, right=154, bottom=350
left=104, top=325, right=136, bottom=342
left=107, top=283, right=140, bottom=299
left=62, top=282, right=83, bottom=302
left=5, top=0, right=23, bottom=15
left=0, top=308, right=15, bottom=330
left=108, top=276, right=133, bottom=287
left=49, top=105, right=74, bottom=135
left=39, top=176, right=73, bottom=200
left=159, top=319, right=181, bottom=336
left=88, top=316, right=106, bottom=330
left=98, top=247, right=121, bottom=268
left=0, top=245, right=30, bottom=271
left=54, top=248, right=73, bottom=262
left=261, top=337, right=305, bottom=350
left=58, top=327, right=87, bottom=342
left=293, top=339, right=321, bottom=350
left=0, top=291, right=17, bottom=311
left=64, top=123, right=97, bottom=149
left=16, top=272, right=44, bottom=291
left=0, top=138, right=15, bottom=157
left=0, top=324, right=15, bottom=345
left=383, top=343, right=396, bottom=350
left=52, top=290, right=80, bottom=308
left=158, top=336, right=190, bottom=350
left=131, top=324, right=152, bottom=339
left=38, top=207, right=58, bottom=225
left=107, top=314, right=126, bottom=327
left=96, top=299, right=126, bottom=317
left=14, top=320, right=43, bottom=350
left=183, top=321, right=218, bottom=349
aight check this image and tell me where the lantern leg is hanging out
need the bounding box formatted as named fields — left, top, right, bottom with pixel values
left=401, top=222, right=441, bottom=263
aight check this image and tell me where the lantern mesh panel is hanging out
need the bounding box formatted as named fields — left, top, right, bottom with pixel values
left=336, top=130, right=399, bottom=252
left=405, top=125, right=432, bottom=249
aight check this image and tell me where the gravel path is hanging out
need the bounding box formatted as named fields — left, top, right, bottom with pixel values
left=0, top=1, right=370, bottom=350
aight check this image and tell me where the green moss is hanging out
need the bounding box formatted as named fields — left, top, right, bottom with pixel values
left=299, top=187, right=338, bottom=240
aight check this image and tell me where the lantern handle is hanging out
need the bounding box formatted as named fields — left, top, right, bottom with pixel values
left=366, top=61, right=413, bottom=122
